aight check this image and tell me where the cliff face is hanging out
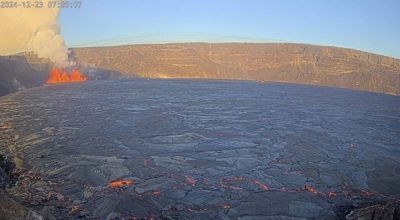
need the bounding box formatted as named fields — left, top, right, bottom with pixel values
left=0, top=55, right=49, bottom=96
left=2, top=43, right=399, bottom=96
left=73, top=43, right=400, bottom=95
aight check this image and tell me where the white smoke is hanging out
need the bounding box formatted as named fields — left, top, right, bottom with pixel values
left=0, top=0, right=70, bottom=67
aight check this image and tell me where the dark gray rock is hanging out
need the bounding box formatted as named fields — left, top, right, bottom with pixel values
left=0, top=80, right=399, bottom=219
left=346, top=202, right=400, bottom=220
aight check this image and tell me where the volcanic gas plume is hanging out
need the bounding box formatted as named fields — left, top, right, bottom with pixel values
left=0, top=0, right=71, bottom=67
left=46, top=67, right=87, bottom=84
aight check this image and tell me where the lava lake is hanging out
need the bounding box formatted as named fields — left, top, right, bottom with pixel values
left=0, top=79, right=399, bottom=219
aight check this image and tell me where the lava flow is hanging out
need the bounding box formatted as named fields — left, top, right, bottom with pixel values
left=107, top=179, right=134, bottom=188
left=46, top=67, right=87, bottom=84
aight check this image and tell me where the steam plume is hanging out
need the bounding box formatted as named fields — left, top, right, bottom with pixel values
left=0, top=0, right=70, bottom=67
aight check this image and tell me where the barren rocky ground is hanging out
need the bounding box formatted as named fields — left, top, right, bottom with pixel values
left=0, top=79, right=399, bottom=219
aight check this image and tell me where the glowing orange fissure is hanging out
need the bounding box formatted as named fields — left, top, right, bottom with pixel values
left=46, top=67, right=87, bottom=84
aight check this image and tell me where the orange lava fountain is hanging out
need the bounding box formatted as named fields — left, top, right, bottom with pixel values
left=46, top=67, right=87, bottom=84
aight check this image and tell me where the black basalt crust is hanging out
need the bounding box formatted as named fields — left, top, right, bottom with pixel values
left=0, top=152, right=19, bottom=188
left=0, top=80, right=399, bottom=219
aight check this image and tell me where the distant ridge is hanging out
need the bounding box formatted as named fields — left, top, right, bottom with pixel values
left=72, top=43, right=400, bottom=95
left=1, top=43, right=399, bottom=96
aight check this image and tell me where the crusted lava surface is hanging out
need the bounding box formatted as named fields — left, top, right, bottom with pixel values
left=0, top=79, right=399, bottom=219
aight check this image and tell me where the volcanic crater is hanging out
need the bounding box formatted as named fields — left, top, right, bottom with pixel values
left=0, top=79, right=400, bottom=219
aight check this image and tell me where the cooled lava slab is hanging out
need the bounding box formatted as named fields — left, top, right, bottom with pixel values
left=0, top=80, right=399, bottom=219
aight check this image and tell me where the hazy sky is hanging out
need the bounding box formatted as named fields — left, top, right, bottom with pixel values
left=60, top=0, right=400, bottom=58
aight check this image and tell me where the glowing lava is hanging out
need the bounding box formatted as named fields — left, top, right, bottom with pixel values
left=107, top=179, right=134, bottom=188
left=253, top=180, right=270, bottom=191
left=304, top=185, right=318, bottom=194
left=185, top=176, right=197, bottom=187
left=46, top=67, right=87, bottom=84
